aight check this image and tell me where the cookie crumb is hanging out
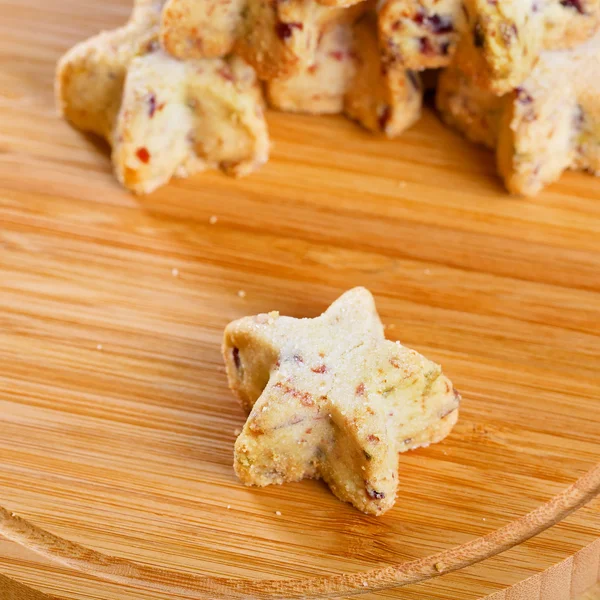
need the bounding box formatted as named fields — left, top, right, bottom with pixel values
left=434, top=562, right=445, bottom=573
left=96, top=344, right=103, bottom=351
left=237, top=289, right=247, bottom=298
left=482, top=517, right=486, bottom=521
left=362, top=581, right=368, bottom=587
left=227, top=505, right=231, bottom=509
left=209, top=215, right=218, bottom=225
left=172, top=268, right=179, bottom=277
left=275, top=510, right=282, bottom=516
left=234, top=428, right=242, bottom=436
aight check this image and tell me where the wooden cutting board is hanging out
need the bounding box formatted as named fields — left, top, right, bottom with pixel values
left=1, top=1, right=600, bottom=598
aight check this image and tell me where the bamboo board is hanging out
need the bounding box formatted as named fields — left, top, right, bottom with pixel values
left=0, top=0, right=600, bottom=598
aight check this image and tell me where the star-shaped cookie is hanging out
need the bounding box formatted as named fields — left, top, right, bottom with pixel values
left=437, top=29, right=600, bottom=195
left=56, top=0, right=269, bottom=194
left=267, top=16, right=423, bottom=138
left=160, top=0, right=368, bottom=80
left=223, top=288, right=460, bottom=515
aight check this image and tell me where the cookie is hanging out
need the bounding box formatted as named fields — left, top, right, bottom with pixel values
left=437, top=31, right=600, bottom=195
left=266, top=23, right=357, bottom=114
left=435, top=61, right=503, bottom=150
left=378, top=0, right=464, bottom=71
left=345, top=15, right=422, bottom=137
left=378, top=0, right=600, bottom=93
left=56, top=0, right=269, bottom=194
left=455, top=0, right=600, bottom=94
left=161, top=0, right=246, bottom=59
left=161, top=0, right=367, bottom=80
left=268, top=16, right=423, bottom=137
left=223, top=287, right=460, bottom=515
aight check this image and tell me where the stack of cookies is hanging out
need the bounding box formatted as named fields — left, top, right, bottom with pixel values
left=57, top=0, right=424, bottom=194
left=381, top=0, right=600, bottom=195
left=57, top=0, right=600, bottom=195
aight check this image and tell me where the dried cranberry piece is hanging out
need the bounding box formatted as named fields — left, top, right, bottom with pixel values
left=415, top=12, right=453, bottom=33
left=232, top=347, right=241, bottom=370
left=560, top=0, right=585, bottom=13
left=366, top=486, right=385, bottom=500
left=426, top=14, right=454, bottom=33
left=136, top=147, right=150, bottom=164
left=275, top=21, right=303, bottom=40
left=419, top=37, right=434, bottom=55
left=516, top=87, right=533, bottom=104
left=218, top=67, right=234, bottom=82
left=148, top=94, right=157, bottom=118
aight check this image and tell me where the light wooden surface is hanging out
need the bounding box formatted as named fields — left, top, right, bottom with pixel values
left=1, top=0, right=600, bottom=598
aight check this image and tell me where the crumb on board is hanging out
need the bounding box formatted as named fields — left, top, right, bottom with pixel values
left=275, top=510, right=282, bottom=516
left=172, top=268, right=179, bottom=277
left=96, top=344, right=103, bottom=351
left=209, top=215, right=218, bottom=225
left=234, top=428, right=242, bottom=436
left=227, top=505, right=231, bottom=509
left=362, top=582, right=368, bottom=587
left=237, top=289, right=246, bottom=298
left=435, top=562, right=445, bottom=573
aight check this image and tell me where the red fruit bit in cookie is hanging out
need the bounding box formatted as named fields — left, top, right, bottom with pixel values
left=516, top=87, right=533, bottom=104
left=136, top=147, right=150, bottom=164
left=560, top=0, right=585, bottom=13
left=416, top=13, right=454, bottom=34
left=275, top=381, right=314, bottom=406
left=366, top=485, right=385, bottom=500
left=356, top=382, right=365, bottom=395
left=419, top=37, right=434, bottom=55
left=232, top=347, right=241, bottom=370
left=275, top=21, right=303, bottom=40
left=218, top=67, right=235, bottom=82
left=299, top=393, right=314, bottom=407
left=329, top=51, right=344, bottom=61
left=311, top=364, right=327, bottom=374
left=148, top=94, right=157, bottom=118
left=367, top=434, right=380, bottom=443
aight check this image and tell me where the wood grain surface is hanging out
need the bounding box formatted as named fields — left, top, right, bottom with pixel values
left=1, top=0, right=600, bottom=598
